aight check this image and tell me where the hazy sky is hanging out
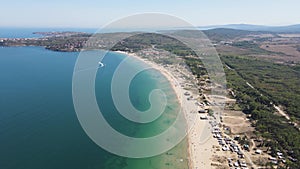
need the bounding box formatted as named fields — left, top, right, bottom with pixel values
left=1, top=0, right=299, bottom=28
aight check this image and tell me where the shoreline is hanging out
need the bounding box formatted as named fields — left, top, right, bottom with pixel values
left=115, top=50, right=213, bottom=169
left=115, top=51, right=192, bottom=169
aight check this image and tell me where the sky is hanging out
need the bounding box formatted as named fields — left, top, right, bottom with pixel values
left=1, top=0, right=300, bottom=28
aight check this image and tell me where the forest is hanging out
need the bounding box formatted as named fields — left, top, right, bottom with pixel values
left=221, top=55, right=300, bottom=168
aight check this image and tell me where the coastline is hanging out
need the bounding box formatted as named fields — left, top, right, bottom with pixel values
left=115, top=51, right=192, bottom=168
left=115, top=51, right=213, bottom=169
left=115, top=50, right=275, bottom=169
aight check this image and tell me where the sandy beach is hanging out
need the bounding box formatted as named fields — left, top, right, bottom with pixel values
left=116, top=51, right=215, bottom=169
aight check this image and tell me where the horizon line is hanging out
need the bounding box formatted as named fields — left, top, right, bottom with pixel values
left=0, top=23, right=299, bottom=29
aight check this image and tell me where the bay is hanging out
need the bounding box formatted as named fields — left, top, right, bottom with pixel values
left=0, top=46, right=188, bottom=169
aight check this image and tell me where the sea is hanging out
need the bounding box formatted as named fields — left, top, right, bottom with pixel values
left=0, top=29, right=189, bottom=169
left=0, top=28, right=97, bottom=38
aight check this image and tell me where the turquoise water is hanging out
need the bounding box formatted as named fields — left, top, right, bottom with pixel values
left=0, top=47, right=189, bottom=169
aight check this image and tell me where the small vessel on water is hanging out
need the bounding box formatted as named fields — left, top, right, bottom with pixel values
left=98, top=61, right=105, bottom=67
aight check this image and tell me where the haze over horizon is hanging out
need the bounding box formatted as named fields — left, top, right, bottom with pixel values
left=1, top=0, right=300, bottom=28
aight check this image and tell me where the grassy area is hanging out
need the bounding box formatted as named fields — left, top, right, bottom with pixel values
left=231, top=41, right=279, bottom=55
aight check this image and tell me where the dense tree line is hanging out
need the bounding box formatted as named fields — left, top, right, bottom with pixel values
left=222, top=55, right=300, bottom=168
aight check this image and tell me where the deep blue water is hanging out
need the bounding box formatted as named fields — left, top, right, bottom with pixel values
left=0, top=46, right=187, bottom=169
left=0, top=47, right=108, bottom=169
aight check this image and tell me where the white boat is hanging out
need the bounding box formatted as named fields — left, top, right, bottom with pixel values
left=98, top=62, right=104, bottom=67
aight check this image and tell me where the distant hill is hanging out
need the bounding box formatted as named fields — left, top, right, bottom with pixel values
left=198, top=24, right=300, bottom=33
left=167, top=28, right=270, bottom=41
left=165, top=28, right=269, bottom=42
left=202, top=28, right=264, bottom=41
